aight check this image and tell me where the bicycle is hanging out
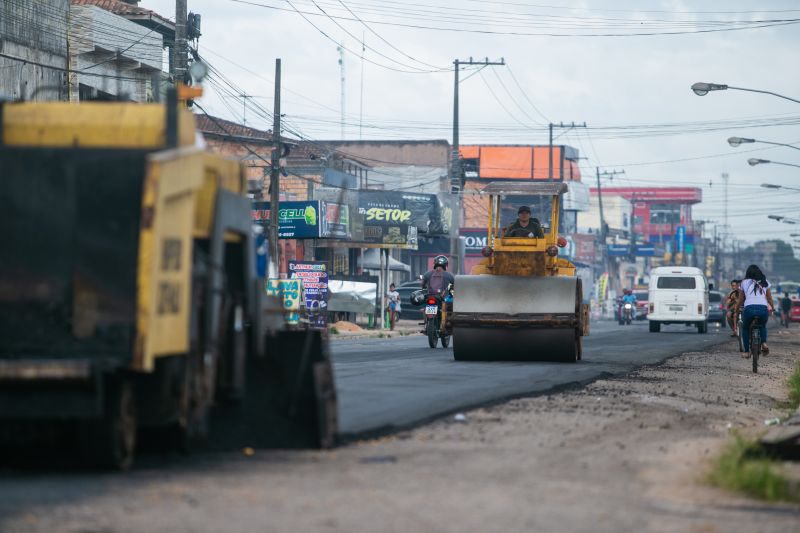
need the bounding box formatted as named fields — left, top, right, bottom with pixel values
left=748, top=316, right=763, bottom=374
left=736, top=311, right=761, bottom=372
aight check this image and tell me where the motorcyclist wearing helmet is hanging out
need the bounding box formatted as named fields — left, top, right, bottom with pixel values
left=621, top=289, right=637, bottom=319
left=422, top=255, right=455, bottom=295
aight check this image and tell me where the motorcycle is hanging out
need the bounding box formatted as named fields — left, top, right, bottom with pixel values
left=619, top=302, right=634, bottom=325
left=411, top=285, right=453, bottom=348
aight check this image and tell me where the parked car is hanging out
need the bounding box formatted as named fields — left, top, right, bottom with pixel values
left=396, top=279, right=423, bottom=320
left=707, top=290, right=726, bottom=325
left=791, top=298, right=800, bottom=323
left=633, top=291, right=649, bottom=320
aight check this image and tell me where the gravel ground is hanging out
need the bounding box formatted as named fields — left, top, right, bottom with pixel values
left=3, top=329, right=800, bottom=533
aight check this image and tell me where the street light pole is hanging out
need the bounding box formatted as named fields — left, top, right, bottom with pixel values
left=728, top=137, right=800, bottom=152
left=761, top=183, right=800, bottom=193
left=748, top=159, right=800, bottom=169
left=691, top=82, right=800, bottom=104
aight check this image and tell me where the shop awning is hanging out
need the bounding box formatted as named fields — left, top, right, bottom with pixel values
left=358, top=248, right=411, bottom=273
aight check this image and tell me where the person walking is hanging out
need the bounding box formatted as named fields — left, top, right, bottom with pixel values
left=386, top=283, right=401, bottom=331
left=780, top=292, right=792, bottom=327
left=735, top=265, right=774, bottom=357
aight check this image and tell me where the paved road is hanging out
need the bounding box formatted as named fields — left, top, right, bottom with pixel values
left=332, top=320, right=729, bottom=437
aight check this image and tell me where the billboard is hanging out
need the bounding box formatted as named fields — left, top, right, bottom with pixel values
left=252, top=201, right=350, bottom=239
left=357, top=191, right=446, bottom=245
left=265, top=279, right=304, bottom=325
left=320, top=202, right=350, bottom=239
left=289, top=261, right=329, bottom=328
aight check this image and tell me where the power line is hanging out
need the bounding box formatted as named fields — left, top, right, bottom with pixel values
left=229, top=0, right=800, bottom=37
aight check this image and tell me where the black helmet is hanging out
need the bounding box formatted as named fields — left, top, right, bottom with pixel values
left=433, top=255, right=449, bottom=269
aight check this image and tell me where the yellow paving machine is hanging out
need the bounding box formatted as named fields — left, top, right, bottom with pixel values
left=0, top=91, right=336, bottom=468
left=452, top=182, right=589, bottom=362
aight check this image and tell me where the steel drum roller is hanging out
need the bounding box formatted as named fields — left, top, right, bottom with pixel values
left=452, top=275, right=581, bottom=362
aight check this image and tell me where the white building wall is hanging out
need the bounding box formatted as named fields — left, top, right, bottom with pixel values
left=577, top=195, right=632, bottom=235
left=68, top=5, right=163, bottom=102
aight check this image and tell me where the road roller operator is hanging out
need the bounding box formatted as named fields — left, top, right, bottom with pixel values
left=504, top=205, right=545, bottom=238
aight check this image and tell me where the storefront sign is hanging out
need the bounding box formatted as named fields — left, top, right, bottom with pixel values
left=460, top=229, right=490, bottom=255
left=288, top=261, right=329, bottom=328
left=607, top=244, right=630, bottom=257
left=320, top=202, right=350, bottom=239
left=252, top=201, right=319, bottom=239
left=676, top=225, right=686, bottom=253
left=265, top=278, right=303, bottom=325
left=252, top=201, right=350, bottom=239
left=358, top=191, right=446, bottom=245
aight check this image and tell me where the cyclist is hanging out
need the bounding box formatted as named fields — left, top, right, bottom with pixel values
left=735, top=264, right=774, bottom=357
left=725, top=279, right=741, bottom=337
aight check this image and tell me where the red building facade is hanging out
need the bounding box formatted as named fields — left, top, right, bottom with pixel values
left=591, top=187, right=702, bottom=249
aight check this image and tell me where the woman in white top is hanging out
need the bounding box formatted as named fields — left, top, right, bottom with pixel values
left=386, top=283, right=401, bottom=331
left=735, top=264, right=774, bottom=356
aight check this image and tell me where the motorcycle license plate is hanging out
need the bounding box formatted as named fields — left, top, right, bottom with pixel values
left=425, top=305, right=438, bottom=316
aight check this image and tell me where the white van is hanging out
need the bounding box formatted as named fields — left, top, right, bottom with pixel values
left=647, top=266, right=709, bottom=333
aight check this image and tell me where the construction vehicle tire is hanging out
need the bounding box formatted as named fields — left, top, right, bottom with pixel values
left=82, top=376, right=137, bottom=470
left=208, top=329, right=337, bottom=450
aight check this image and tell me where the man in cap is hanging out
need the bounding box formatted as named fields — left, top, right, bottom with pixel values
left=504, top=205, right=544, bottom=238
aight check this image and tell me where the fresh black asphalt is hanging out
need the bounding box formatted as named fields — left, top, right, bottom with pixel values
left=331, top=320, right=729, bottom=437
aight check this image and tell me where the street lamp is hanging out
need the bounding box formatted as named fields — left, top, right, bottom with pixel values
left=691, top=82, right=800, bottom=104
left=748, top=158, right=800, bottom=169
left=761, top=183, right=800, bottom=192
left=768, top=215, right=800, bottom=224
left=728, top=137, right=800, bottom=151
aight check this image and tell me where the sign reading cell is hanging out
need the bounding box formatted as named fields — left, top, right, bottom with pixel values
left=289, top=261, right=329, bottom=328
left=252, top=201, right=320, bottom=239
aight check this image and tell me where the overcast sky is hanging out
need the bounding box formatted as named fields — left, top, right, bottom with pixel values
left=143, top=0, right=800, bottom=247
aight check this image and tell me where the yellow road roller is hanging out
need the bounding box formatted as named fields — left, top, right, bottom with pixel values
left=452, top=182, right=589, bottom=362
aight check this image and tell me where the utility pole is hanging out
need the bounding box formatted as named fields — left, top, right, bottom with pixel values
left=549, top=122, right=586, bottom=181
left=596, top=168, right=625, bottom=290
left=451, top=57, right=505, bottom=274
left=173, top=0, right=188, bottom=81
left=269, top=59, right=282, bottom=274
left=240, top=93, right=253, bottom=126
left=722, top=172, right=729, bottom=250
left=337, top=44, right=346, bottom=139
left=359, top=33, right=365, bottom=140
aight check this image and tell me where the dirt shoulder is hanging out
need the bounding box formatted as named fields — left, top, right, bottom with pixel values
left=5, top=330, right=800, bottom=533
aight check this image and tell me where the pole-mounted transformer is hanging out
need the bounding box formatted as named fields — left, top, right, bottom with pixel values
left=188, top=12, right=202, bottom=40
